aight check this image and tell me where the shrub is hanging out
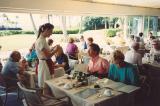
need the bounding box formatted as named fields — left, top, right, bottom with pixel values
left=53, top=30, right=63, bottom=34
left=22, top=31, right=34, bottom=34
left=67, top=29, right=79, bottom=34
left=106, top=29, right=122, bottom=37
left=0, top=30, right=22, bottom=36
left=53, top=29, right=79, bottom=34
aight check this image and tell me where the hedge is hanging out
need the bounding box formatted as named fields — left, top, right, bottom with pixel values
left=106, top=29, right=122, bottom=37
left=53, top=29, right=79, bottom=34
left=0, top=30, right=22, bottom=36
left=0, top=29, right=80, bottom=36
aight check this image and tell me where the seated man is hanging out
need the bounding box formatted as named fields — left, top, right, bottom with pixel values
left=87, top=43, right=109, bottom=78
left=0, top=62, right=2, bottom=72
left=87, top=37, right=94, bottom=48
left=150, top=39, right=160, bottom=55
left=55, top=46, right=70, bottom=74
left=125, top=42, right=142, bottom=66
left=108, top=50, right=139, bottom=86
left=1, top=51, right=24, bottom=86
left=150, top=39, right=160, bottom=63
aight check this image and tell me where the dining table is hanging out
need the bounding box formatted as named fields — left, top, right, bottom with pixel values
left=44, top=76, right=140, bottom=106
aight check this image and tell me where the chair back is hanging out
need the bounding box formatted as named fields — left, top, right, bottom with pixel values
left=54, top=67, right=65, bottom=78
left=68, top=59, right=78, bottom=70
left=0, top=73, right=6, bottom=87
left=74, top=64, right=88, bottom=73
left=17, top=82, right=43, bottom=106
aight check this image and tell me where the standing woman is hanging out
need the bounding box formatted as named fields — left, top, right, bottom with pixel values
left=35, top=23, right=58, bottom=88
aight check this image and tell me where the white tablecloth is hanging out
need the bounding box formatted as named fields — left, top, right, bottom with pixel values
left=45, top=77, right=140, bottom=106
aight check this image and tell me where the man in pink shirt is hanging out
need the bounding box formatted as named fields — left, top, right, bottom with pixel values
left=88, top=43, right=109, bottom=78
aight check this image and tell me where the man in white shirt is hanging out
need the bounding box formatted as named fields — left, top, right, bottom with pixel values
left=125, top=42, right=142, bottom=65
left=150, top=39, right=160, bottom=55
left=149, top=39, right=160, bottom=63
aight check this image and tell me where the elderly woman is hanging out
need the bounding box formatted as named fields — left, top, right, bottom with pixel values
left=66, top=37, right=78, bottom=60
left=108, top=50, right=139, bottom=86
left=87, top=43, right=109, bottom=78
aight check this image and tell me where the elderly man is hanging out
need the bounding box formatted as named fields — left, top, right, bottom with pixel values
left=150, top=39, right=160, bottom=55
left=1, top=51, right=23, bottom=86
left=87, top=43, right=109, bottom=78
left=125, top=42, right=142, bottom=66
left=150, top=39, right=160, bottom=63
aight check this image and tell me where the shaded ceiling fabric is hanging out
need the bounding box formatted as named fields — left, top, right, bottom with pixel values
left=0, top=0, right=160, bottom=16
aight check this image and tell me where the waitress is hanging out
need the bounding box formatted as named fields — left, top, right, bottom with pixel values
left=35, top=23, right=58, bottom=88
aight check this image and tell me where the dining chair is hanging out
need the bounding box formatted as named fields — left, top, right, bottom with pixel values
left=54, top=67, right=65, bottom=78
left=0, top=96, right=3, bottom=106
left=134, top=64, right=151, bottom=96
left=17, top=81, right=71, bottom=106
left=0, top=73, right=18, bottom=106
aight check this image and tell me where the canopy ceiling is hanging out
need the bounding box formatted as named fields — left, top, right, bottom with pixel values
left=74, top=0, right=160, bottom=8
left=0, top=0, right=160, bottom=16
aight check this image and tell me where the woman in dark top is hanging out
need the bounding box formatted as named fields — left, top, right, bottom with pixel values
left=55, top=46, right=70, bottom=74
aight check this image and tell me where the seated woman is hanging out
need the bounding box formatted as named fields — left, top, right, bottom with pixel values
left=66, top=37, right=79, bottom=60
left=108, top=50, right=139, bottom=86
left=55, top=47, right=70, bottom=74
left=87, top=43, right=109, bottom=78
left=26, top=43, right=38, bottom=67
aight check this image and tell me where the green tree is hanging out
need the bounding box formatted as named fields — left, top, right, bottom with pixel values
left=82, top=16, right=105, bottom=31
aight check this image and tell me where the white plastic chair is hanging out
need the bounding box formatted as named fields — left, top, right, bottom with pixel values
left=54, top=67, right=65, bottom=78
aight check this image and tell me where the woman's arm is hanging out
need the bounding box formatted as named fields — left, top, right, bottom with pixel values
left=55, top=62, right=66, bottom=68
left=42, top=45, right=59, bottom=58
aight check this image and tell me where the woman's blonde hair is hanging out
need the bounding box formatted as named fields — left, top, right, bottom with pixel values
left=113, top=50, right=124, bottom=61
left=69, top=37, right=74, bottom=43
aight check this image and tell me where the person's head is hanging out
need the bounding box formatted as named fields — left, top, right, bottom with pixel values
left=10, top=51, right=21, bottom=62
left=48, top=39, right=54, bottom=46
left=88, top=43, right=100, bottom=58
left=152, top=39, right=160, bottom=50
left=139, top=32, right=143, bottom=37
left=131, top=42, right=139, bottom=51
left=69, top=37, right=74, bottom=43
left=80, top=36, right=84, bottom=41
left=37, top=23, right=54, bottom=39
left=29, top=43, right=35, bottom=52
left=148, top=32, right=153, bottom=37
left=112, top=50, right=125, bottom=67
left=134, top=36, right=140, bottom=42
left=20, top=58, right=28, bottom=67
left=150, top=36, right=156, bottom=41
left=56, top=46, right=64, bottom=57
left=130, top=35, right=134, bottom=40
left=87, top=37, right=93, bottom=46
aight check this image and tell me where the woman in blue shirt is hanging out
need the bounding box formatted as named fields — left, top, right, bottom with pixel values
left=55, top=46, right=70, bottom=74
left=108, top=50, right=139, bottom=86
